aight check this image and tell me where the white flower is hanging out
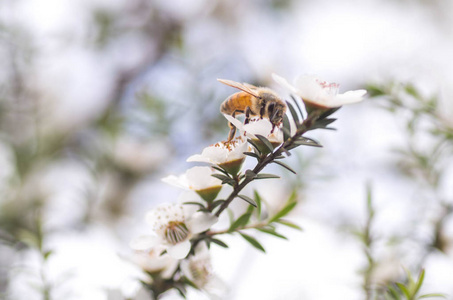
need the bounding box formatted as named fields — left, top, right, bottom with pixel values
left=130, top=204, right=218, bottom=259
left=272, top=73, right=366, bottom=109
left=187, top=137, right=250, bottom=175
left=162, top=166, right=222, bottom=192
left=187, top=137, right=249, bottom=165
left=224, top=114, right=284, bottom=147
left=129, top=245, right=179, bottom=278
left=162, top=166, right=223, bottom=202
left=180, top=243, right=226, bottom=299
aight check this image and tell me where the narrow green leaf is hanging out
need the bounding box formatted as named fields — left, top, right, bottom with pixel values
left=237, top=195, right=257, bottom=207
left=255, top=134, right=274, bottom=152
left=269, top=202, right=297, bottom=223
left=310, top=118, right=337, bottom=130
left=396, top=283, right=410, bottom=299
left=247, top=139, right=262, bottom=154
left=43, top=250, right=53, bottom=261
left=254, top=190, right=262, bottom=219
left=388, top=285, right=402, bottom=300
left=418, top=293, right=446, bottom=299
left=282, top=114, right=291, bottom=141
left=276, top=219, right=303, bottom=231
left=294, top=137, right=323, bottom=147
left=273, top=160, right=297, bottom=174
left=319, top=107, right=341, bottom=120
left=239, top=232, right=266, bottom=253
left=286, top=100, right=300, bottom=125
left=212, top=166, right=229, bottom=176
left=290, top=95, right=305, bottom=120
left=229, top=212, right=252, bottom=231
left=243, top=151, right=260, bottom=159
left=210, top=238, right=229, bottom=248
left=255, top=173, right=280, bottom=180
left=211, top=173, right=234, bottom=185
left=210, top=200, right=226, bottom=210
left=257, top=228, right=288, bottom=240
left=414, top=269, right=425, bottom=296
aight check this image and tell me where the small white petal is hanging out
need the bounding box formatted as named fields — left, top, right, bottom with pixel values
left=186, top=154, right=211, bottom=163
left=186, top=166, right=221, bottom=190
left=167, top=240, right=191, bottom=259
left=129, top=235, right=160, bottom=250
left=188, top=212, right=218, bottom=234
left=272, top=73, right=298, bottom=94
left=161, top=174, right=189, bottom=190
left=223, top=114, right=245, bottom=131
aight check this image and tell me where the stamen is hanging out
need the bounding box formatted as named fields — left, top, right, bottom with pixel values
left=165, top=221, right=189, bottom=245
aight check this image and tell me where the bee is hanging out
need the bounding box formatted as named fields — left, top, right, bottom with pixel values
left=218, top=79, right=287, bottom=141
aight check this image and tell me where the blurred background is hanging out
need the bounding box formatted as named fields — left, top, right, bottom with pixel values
left=1, top=0, right=453, bottom=299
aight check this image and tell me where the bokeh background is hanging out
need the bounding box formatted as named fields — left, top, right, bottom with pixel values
left=1, top=0, right=453, bottom=299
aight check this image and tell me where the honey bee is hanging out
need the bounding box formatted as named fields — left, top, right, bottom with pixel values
left=218, top=79, right=287, bottom=141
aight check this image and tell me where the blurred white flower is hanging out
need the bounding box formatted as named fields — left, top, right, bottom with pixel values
left=129, top=245, right=179, bottom=279
left=130, top=204, right=217, bottom=259
left=187, top=137, right=250, bottom=175
left=180, top=243, right=226, bottom=299
left=224, top=114, right=284, bottom=149
left=113, top=136, right=171, bottom=174
left=272, top=73, right=366, bottom=109
left=162, top=166, right=223, bottom=202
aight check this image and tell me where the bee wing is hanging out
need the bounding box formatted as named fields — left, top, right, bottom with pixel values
left=217, top=79, right=260, bottom=98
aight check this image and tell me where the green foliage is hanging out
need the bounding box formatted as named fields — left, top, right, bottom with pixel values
left=385, top=269, right=445, bottom=300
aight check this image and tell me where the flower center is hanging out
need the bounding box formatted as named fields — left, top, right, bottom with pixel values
left=316, top=79, right=339, bottom=95
left=164, top=221, right=189, bottom=245
left=189, top=261, right=210, bottom=287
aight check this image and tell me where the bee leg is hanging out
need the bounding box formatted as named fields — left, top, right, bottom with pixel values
left=227, top=111, right=238, bottom=141
left=244, top=106, right=252, bottom=125
left=259, top=103, right=266, bottom=119
left=227, top=123, right=237, bottom=141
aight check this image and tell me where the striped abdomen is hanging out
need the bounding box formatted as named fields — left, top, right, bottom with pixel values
left=220, top=92, right=257, bottom=116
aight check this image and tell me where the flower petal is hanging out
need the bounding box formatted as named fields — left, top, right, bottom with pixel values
left=187, top=212, right=218, bottom=233
left=129, top=235, right=160, bottom=250
left=161, top=174, right=189, bottom=190
left=272, top=73, right=299, bottom=94
left=186, top=154, right=212, bottom=163
left=186, top=166, right=221, bottom=190
left=167, top=240, right=191, bottom=259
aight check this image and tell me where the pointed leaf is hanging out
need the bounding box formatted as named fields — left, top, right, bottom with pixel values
left=257, top=228, right=288, bottom=240
left=282, top=114, right=291, bottom=141
left=255, top=173, right=280, bottom=180
left=418, top=294, right=446, bottom=299
left=247, top=139, right=262, bottom=154
left=276, top=219, right=303, bottom=231
left=212, top=166, right=229, bottom=176
left=396, top=283, right=410, bottom=299
left=286, top=100, right=300, bottom=125
left=254, top=190, right=262, bottom=219
left=272, top=160, right=297, bottom=174
left=239, top=232, right=266, bottom=253
left=269, top=201, right=297, bottom=223
left=237, top=194, right=257, bottom=207
left=210, top=238, right=229, bottom=248
left=243, top=151, right=260, bottom=159
left=255, top=134, right=274, bottom=152
left=211, top=173, right=235, bottom=185
left=229, top=212, right=252, bottom=231
left=319, top=107, right=341, bottom=119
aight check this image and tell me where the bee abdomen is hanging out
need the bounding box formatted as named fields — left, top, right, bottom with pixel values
left=220, top=92, right=248, bottom=114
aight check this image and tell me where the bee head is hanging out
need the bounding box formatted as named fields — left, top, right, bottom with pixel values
left=267, top=101, right=286, bottom=126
